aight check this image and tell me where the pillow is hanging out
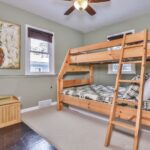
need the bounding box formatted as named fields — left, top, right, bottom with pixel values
left=123, top=74, right=149, bottom=100
left=123, top=84, right=139, bottom=100
left=143, top=100, right=150, bottom=110
left=143, top=77, right=150, bottom=101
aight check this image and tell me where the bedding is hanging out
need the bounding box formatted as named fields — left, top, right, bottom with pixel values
left=63, top=84, right=127, bottom=104
left=123, top=74, right=149, bottom=100
left=63, top=84, right=150, bottom=111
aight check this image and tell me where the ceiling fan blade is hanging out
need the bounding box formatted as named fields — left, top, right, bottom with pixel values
left=64, top=6, right=75, bottom=15
left=85, top=5, right=96, bottom=16
left=89, top=0, right=110, bottom=3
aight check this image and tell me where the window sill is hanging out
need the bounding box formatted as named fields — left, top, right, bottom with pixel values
left=0, top=74, right=57, bottom=79
left=25, top=73, right=57, bottom=77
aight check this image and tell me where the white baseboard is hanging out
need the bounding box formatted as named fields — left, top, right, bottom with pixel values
left=21, top=101, right=57, bottom=113
left=21, top=106, right=39, bottom=113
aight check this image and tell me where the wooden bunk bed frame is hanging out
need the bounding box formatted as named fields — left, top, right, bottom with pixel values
left=57, top=30, right=150, bottom=127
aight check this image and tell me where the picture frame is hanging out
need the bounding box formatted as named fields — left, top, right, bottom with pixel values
left=0, top=20, right=21, bottom=69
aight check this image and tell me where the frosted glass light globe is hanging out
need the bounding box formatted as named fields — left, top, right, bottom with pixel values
left=74, top=0, right=88, bottom=10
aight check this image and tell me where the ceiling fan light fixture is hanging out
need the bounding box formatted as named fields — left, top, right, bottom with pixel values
left=74, top=0, right=88, bottom=11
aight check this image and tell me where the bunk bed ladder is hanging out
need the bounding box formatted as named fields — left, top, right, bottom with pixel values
left=105, top=29, right=148, bottom=150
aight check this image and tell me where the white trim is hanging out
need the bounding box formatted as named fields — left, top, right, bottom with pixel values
left=25, top=24, right=55, bottom=76
left=21, top=106, right=39, bottom=113
left=21, top=101, right=57, bottom=113
left=69, top=106, right=150, bottom=134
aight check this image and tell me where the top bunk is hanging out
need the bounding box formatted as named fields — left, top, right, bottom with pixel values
left=69, top=30, right=150, bottom=64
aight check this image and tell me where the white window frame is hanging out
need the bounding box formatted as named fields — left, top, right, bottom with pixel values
left=108, top=29, right=136, bottom=75
left=25, top=25, right=55, bottom=76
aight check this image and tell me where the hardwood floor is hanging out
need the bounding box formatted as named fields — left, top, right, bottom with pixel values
left=0, top=122, right=57, bottom=150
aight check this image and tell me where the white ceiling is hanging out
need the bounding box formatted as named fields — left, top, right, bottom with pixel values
left=1, top=0, right=150, bottom=33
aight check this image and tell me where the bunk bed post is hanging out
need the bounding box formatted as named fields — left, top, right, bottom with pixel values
left=89, top=65, right=94, bottom=84
left=133, top=29, right=148, bottom=150
left=57, top=49, right=71, bottom=111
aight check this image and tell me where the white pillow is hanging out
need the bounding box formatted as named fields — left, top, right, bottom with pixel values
left=143, top=78, right=150, bottom=101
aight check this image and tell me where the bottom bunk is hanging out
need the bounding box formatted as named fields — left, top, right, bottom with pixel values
left=62, top=95, right=150, bottom=126
left=62, top=84, right=150, bottom=126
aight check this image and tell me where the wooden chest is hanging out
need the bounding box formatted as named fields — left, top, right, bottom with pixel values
left=0, top=96, right=21, bottom=128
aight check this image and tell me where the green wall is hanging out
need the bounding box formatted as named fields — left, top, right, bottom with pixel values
left=0, top=2, right=83, bottom=108
left=83, top=13, right=150, bottom=85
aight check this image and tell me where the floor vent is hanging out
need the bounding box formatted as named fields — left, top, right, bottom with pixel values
left=38, top=99, right=52, bottom=108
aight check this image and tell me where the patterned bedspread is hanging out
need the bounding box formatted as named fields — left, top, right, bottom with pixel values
left=63, top=84, right=150, bottom=111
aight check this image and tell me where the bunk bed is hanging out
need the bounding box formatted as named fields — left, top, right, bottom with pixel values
left=57, top=30, right=150, bottom=127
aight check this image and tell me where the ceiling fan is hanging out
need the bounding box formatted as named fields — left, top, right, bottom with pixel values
left=64, top=0, right=110, bottom=16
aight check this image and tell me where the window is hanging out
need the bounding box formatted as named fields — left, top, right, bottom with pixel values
left=26, top=25, right=55, bottom=75
left=108, top=30, right=136, bottom=74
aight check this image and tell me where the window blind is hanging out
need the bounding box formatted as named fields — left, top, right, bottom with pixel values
left=28, top=27, right=53, bottom=43
left=107, top=32, right=132, bottom=41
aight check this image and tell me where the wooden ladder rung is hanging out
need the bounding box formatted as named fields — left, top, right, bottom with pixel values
left=112, top=121, right=135, bottom=131
left=124, top=43, right=143, bottom=49
left=117, top=98, right=138, bottom=106
left=119, top=80, right=140, bottom=84
left=121, top=61, right=142, bottom=64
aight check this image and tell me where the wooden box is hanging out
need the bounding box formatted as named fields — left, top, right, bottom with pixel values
left=0, top=96, right=21, bottom=128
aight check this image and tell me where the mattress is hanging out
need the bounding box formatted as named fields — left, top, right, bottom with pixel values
left=63, top=84, right=150, bottom=111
